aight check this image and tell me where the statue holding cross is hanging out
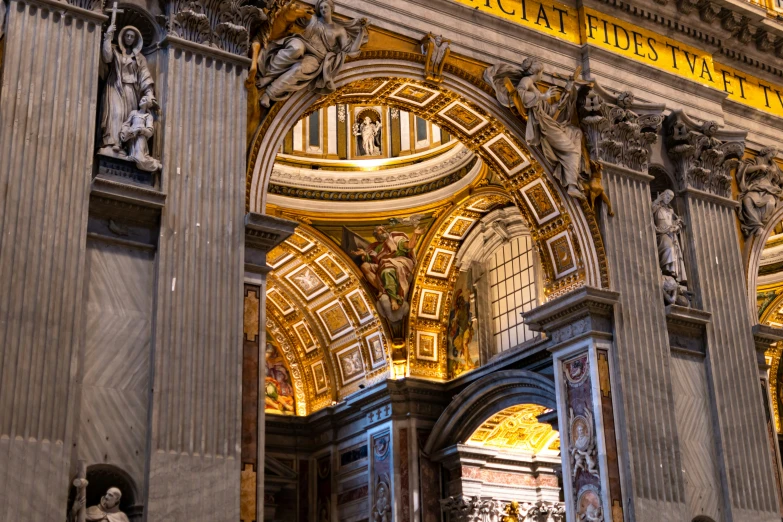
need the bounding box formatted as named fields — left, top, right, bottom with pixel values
left=98, top=6, right=156, bottom=159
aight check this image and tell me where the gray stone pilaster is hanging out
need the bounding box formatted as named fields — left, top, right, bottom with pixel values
left=0, top=0, right=105, bottom=518
left=145, top=35, right=250, bottom=521
left=599, top=163, right=688, bottom=521
left=681, top=188, right=780, bottom=520
left=663, top=110, right=780, bottom=520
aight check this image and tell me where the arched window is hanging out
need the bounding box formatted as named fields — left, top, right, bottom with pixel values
left=488, top=234, right=540, bottom=353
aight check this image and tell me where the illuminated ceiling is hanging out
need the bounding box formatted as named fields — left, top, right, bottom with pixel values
left=466, top=404, right=560, bottom=454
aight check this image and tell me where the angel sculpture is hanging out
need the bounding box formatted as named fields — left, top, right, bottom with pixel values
left=737, top=146, right=783, bottom=237
left=256, top=0, right=368, bottom=107
left=484, top=58, right=589, bottom=200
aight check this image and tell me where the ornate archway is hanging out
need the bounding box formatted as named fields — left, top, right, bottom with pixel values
left=247, top=57, right=610, bottom=298
left=423, top=369, right=558, bottom=455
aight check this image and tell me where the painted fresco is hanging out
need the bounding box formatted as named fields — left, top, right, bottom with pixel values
left=265, top=338, right=295, bottom=415
left=447, top=270, right=479, bottom=378
left=313, top=214, right=434, bottom=342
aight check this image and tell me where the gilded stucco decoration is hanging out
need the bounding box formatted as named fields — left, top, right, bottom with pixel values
left=466, top=404, right=560, bottom=454
left=265, top=226, right=391, bottom=412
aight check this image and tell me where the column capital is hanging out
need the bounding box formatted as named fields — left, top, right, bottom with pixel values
left=159, top=0, right=265, bottom=59
left=523, top=286, right=619, bottom=347
left=578, top=83, right=665, bottom=175
left=663, top=110, right=746, bottom=199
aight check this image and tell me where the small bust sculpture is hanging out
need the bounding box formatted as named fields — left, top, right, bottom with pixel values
left=99, top=25, right=155, bottom=157
left=70, top=487, right=129, bottom=522
left=120, top=95, right=161, bottom=172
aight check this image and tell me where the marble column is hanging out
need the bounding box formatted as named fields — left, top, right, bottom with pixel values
left=665, top=111, right=780, bottom=520
left=524, top=287, right=623, bottom=522
left=145, top=18, right=255, bottom=518
left=577, top=87, right=688, bottom=520
left=0, top=0, right=105, bottom=518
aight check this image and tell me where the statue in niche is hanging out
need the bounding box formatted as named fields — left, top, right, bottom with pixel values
left=652, top=190, right=687, bottom=285
left=256, top=0, right=368, bottom=107
left=485, top=59, right=589, bottom=200
left=70, top=487, right=129, bottom=522
left=420, top=32, right=451, bottom=83
left=353, top=114, right=382, bottom=156
left=737, top=146, right=783, bottom=237
left=99, top=24, right=155, bottom=157
left=119, top=95, right=161, bottom=172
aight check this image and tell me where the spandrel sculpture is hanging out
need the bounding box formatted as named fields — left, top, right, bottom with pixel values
left=737, top=146, right=783, bottom=237
left=99, top=25, right=155, bottom=157
left=256, top=0, right=368, bottom=107
left=485, top=58, right=587, bottom=200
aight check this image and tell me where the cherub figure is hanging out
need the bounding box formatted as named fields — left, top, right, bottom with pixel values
left=119, top=95, right=161, bottom=172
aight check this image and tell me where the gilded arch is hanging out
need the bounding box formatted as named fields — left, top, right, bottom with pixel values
left=246, top=55, right=610, bottom=297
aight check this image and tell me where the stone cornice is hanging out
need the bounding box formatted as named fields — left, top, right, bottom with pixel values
left=19, top=0, right=108, bottom=23
left=159, top=34, right=252, bottom=66
left=522, top=286, right=619, bottom=336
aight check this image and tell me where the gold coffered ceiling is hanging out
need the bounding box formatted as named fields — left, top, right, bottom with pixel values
left=467, top=404, right=560, bottom=454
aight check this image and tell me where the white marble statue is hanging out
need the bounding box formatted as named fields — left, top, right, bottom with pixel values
left=257, top=0, right=368, bottom=107
left=738, top=146, right=783, bottom=237
left=353, top=116, right=382, bottom=156
left=70, top=487, right=129, bottom=522
left=485, top=58, right=585, bottom=199
left=119, top=95, right=160, bottom=172
left=652, top=189, right=687, bottom=284
left=99, top=25, right=155, bottom=157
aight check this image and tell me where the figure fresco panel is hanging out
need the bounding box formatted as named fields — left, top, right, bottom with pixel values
left=265, top=338, right=296, bottom=415
left=447, top=270, right=479, bottom=379
left=333, top=215, right=432, bottom=341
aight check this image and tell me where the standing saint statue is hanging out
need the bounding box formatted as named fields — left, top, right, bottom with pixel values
left=256, top=0, right=368, bottom=107
left=737, top=146, right=783, bottom=237
left=353, top=116, right=382, bottom=156
left=70, top=487, right=129, bottom=522
left=485, top=58, right=586, bottom=199
left=99, top=25, right=155, bottom=156
left=652, top=189, right=687, bottom=284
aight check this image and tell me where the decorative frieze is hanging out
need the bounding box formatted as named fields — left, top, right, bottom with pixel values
left=579, top=86, right=664, bottom=174
left=440, top=496, right=566, bottom=522
left=664, top=111, right=745, bottom=199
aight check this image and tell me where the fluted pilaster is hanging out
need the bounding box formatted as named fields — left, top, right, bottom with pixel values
left=599, top=164, right=688, bottom=520
left=146, top=37, right=249, bottom=521
left=682, top=189, right=780, bottom=520
left=0, top=0, right=104, bottom=518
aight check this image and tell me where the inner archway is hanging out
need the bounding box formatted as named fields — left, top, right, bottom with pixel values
left=247, top=59, right=609, bottom=296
